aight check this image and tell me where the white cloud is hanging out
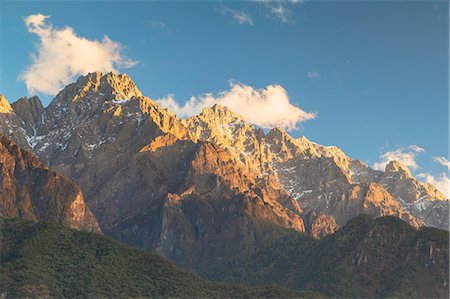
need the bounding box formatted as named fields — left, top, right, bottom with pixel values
left=220, top=7, right=254, bottom=25
left=307, top=69, right=319, bottom=80
left=20, top=14, right=137, bottom=95
left=434, top=156, right=450, bottom=170
left=417, top=172, right=450, bottom=198
left=269, top=4, right=292, bottom=23
left=373, top=145, right=424, bottom=171
left=156, top=82, right=316, bottom=131
left=409, top=145, right=425, bottom=153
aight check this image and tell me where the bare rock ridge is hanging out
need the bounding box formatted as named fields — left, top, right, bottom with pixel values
left=0, top=133, right=100, bottom=232
left=0, top=72, right=448, bottom=275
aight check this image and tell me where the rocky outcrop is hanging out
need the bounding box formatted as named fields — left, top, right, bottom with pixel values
left=0, top=134, right=100, bottom=232
left=303, top=211, right=338, bottom=239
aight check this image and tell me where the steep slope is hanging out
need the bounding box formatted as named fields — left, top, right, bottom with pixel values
left=209, top=215, right=449, bottom=298
left=0, top=218, right=319, bottom=299
left=0, top=134, right=100, bottom=232
left=89, top=135, right=305, bottom=275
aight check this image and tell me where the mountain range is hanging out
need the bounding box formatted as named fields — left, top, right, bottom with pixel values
left=0, top=71, right=448, bottom=297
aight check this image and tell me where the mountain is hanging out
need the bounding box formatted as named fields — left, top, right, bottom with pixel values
left=0, top=217, right=318, bottom=299
left=0, top=134, right=100, bottom=232
left=0, top=73, right=309, bottom=275
left=3, top=73, right=446, bottom=235
left=0, top=71, right=448, bottom=287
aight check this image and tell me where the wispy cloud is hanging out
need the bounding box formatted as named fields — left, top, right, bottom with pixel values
left=219, top=0, right=303, bottom=25
left=149, top=20, right=166, bottom=31
left=220, top=6, right=254, bottom=26
left=156, top=82, right=316, bottom=131
left=307, top=69, right=319, bottom=80
left=20, top=14, right=137, bottom=95
left=269, top=4, right=292, bottom=23
left=262, top=0, right=303, bottom=23
left=373, top=145, right=424, bottom=171
left=433, top=156, right=450, bottom=170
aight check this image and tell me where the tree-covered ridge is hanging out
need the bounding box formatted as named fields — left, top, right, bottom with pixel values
left=0, top=217, right=321, bottom=299
left=214, top=215, right=449, bottom=298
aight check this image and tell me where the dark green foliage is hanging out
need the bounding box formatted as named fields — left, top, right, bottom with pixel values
left=0, top=218, right=322, bottom=299
left=206, top=215, right=449, bottom=298
left=1, top=216, right=448, bottom=298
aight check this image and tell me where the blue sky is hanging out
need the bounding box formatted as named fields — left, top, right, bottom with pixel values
left=0, top=1, right=449, bottom=192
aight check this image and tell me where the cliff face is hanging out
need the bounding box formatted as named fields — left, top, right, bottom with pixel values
left=0, top=134, right=100, bottom=232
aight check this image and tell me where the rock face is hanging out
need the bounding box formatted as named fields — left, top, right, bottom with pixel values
left=0, top=72, right=448, bottom=276
left=0, top=134, right=100, bottom=232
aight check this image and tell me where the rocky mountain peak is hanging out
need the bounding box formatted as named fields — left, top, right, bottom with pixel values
left=385, top=160, right=413, bottom=178
left=12, top=95, right=43, bottom=108
left=51, top=71, right=142, bottom=110
left=197, top=104, right=246, bottom=126
left=0, top=95, right=13, bottom=114
left=79, top=71, right=142, bottom=100
left=266, top=127, right=288, bottom=139
left=101, top=71, right=143, bottom=100
left=11, top=96, right=44, bottom=128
